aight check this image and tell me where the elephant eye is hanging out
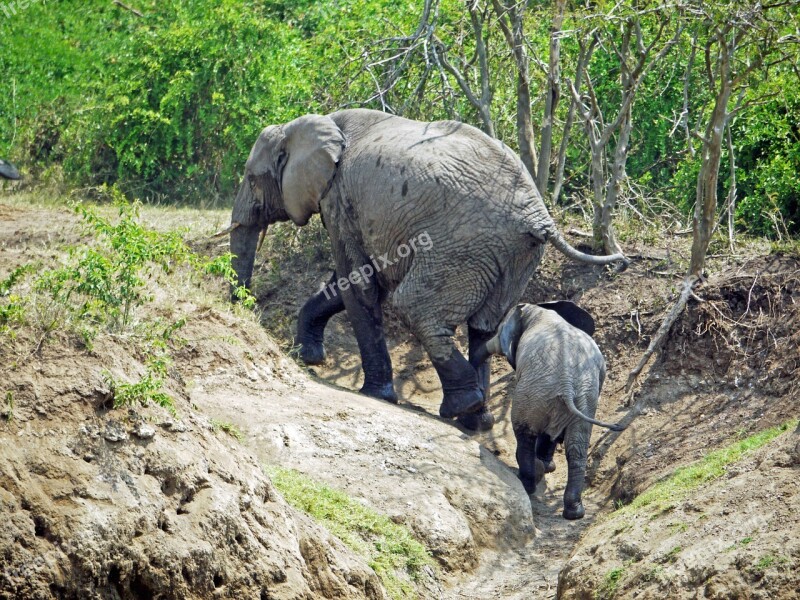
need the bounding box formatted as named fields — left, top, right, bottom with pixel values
left=248, top=174, right=257, bottom=191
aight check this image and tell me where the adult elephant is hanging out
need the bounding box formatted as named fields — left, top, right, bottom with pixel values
left=219, top=109, right=626, bottom=430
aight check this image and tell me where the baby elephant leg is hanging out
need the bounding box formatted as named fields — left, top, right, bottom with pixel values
left=513, top=424, right=542, bottom=494
left=562, top=422, right=591, bottom=520
left=535, top=430, right=565, bottom=474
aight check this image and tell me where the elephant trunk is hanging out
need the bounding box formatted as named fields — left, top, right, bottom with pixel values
left=230, top=223, right=261, bottom=298
left=226, top=178, right=268, bottom=299
left=225, top=173, right=289, bottom=300
left=548, top=230, right=629, bottom=268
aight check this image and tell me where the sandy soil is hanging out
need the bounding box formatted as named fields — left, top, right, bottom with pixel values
left=2, top=199, right=798, bottom=599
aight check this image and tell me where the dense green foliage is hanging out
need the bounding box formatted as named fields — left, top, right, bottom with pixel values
left=0, top=0, right=423, bottom=199
left=1, top=0, right=798, bottom=235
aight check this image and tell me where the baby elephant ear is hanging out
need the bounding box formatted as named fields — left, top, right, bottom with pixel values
left=497, top=304, right=525, bottom=369
left=282, top=115, right=345, bottom=225
left=538, top=301, right=595, bottom=336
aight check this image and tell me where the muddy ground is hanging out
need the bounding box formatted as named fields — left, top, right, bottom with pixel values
left=1, top=198, right=798, bottom=599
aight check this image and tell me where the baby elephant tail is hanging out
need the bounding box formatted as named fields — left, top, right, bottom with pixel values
left=565, top=396, right=625, bottom=432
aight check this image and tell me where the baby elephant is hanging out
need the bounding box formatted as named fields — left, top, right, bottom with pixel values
left=472, top=301, right=624, bottom=520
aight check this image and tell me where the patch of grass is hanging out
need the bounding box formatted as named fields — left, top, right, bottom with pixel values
left=1, top=391, right=13, bottom=422
left=618, top=419, right=799, bottom=514
left=265, top=465, right=433, bottom=600
left=664, top=546, right=682, bottom=563
left=727, top=536, right=755, bottom=552
left=596, top=566, right=625, bottom=600
left=211, top=419, right=243, bottom=441
left=668, top=521, right=688, bottom=534
left=754, top=554, right=776, bottom=571
left=640, top=565, right=664, bottom=583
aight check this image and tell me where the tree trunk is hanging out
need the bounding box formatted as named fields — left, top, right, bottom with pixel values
left=588, top=137, right=605, bottom=249
left=491, top=0, right=537, bottom=178
left=725, top=124, right=736, bottom=250
left=553, top=39, right=596, bottom=204
left=517, top=74, right=537, bottom=178
left=599, top=97, right=632, bottom=256
left=690, top=47, right=732, bottom=277
left=536, top=0, right=566, bottom=195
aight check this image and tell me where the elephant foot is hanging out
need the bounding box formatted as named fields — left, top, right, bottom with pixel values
left=518, top=474, right=536, bottom=495
left=360, top=382, right=398, bottom=404
left=439, top=388, right=484, bottom=419
left=297, top=340, right=326, bottom=365
left=563, top=502, right=585, bottom=520
left=457, top=408, right=495, bottom=432
left=544, top=460, right=556, bottom=474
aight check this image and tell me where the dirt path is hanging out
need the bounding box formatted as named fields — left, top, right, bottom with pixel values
left=198, top=308, right=604, bottom=598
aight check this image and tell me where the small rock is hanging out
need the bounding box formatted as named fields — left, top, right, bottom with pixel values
left=133, top=424, right=156, bottom=440
left=160, top=420, right=188, bottom=433
left=104, top=422, right=129, bottom=443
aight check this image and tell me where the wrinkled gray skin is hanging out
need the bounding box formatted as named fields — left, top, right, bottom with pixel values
left=224, top=109, right=627, bottom=431
left=473, top=302, right=624, bottom=519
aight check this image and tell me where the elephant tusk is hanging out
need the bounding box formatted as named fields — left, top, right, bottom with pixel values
left=211, top=222, right=240, bottom=238
left=256, top=228, right=267, bottom=252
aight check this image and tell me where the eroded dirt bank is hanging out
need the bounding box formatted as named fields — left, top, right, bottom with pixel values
left=2, top=199, right=799, bottom=599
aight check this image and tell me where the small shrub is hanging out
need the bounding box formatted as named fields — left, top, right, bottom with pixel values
left=1, top=391, right=13, bottom=422
left=664, top=546, right=682, bottom=563
left=103, top=369, right=174, bottom=413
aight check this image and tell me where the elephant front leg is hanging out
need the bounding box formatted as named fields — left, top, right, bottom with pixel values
left=295, top=272, right=346, bottom=365
left=430, top=344, right=484, bottom=419
left=391, top=271, right=484, bottom=421
left=562, top=423, right=591, bottom=520
left=513, top=424, right=540, bottom=494
left=333, top=254, right=396, bottom=403
left=457, top=327, right=496, bottom=431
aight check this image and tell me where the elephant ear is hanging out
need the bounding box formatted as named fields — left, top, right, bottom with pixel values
left=538, top=301, right=595, bottom=336
left=495, top=304, right=525, bottom=370
left=281, top=115, right=345, bottom=226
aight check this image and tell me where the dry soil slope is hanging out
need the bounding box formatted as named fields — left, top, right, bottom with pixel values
left=0, top=334, right=386, bottom=600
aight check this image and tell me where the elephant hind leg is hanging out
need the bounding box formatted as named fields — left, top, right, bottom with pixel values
left=562, top=421, right=591, bottom=520
left=391, top=267, right=486, bottom=420
left=535, top=432, right=562, bottom=475
left=457, top=327, right=495, bottom=432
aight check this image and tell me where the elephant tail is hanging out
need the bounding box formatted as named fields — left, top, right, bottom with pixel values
left=548, top=230, right=630, bottom=268
left=564, top=395, right=625, bottom=432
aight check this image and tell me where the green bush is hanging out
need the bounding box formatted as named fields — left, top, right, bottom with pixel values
left=0, top=0, right=423, bottom=200
left=0, top=193, right=254, bottom=412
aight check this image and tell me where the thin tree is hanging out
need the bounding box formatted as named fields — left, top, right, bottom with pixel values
left=627, top=1, right=799, bottom=390
left=569, top=8, right=684, bottom=255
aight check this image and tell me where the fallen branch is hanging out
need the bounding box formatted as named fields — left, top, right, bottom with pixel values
left=625, top=274, right=699, bottom=391
left=567, top=227, right=593, bottom=238
left=113, top=0, right=143, bottom=17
